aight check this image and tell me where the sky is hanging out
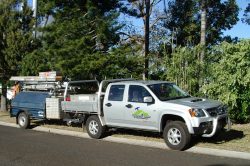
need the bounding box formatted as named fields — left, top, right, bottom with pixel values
left=223, top=0, right=250, bottom=39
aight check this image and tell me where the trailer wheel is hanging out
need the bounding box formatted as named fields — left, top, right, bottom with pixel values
left=18, top=112, right=30, bottom=129
left=163, top=121, right=191, bottom=151
left=86, top=116, right=106, bottom=139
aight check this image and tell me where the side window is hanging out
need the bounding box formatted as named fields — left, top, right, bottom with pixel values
left=128, top=85, right=152, bottom=103
left=108, top=85, right=125, bottom=101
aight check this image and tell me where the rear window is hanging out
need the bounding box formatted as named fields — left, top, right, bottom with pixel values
left=68, top=82, right=99, bottom=94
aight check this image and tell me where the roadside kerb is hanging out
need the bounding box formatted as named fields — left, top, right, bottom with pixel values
left=0, top=121, right=250, bottom=160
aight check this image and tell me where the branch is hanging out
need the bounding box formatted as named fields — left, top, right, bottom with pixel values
left=117, top=31, right=133, bottom=37
left=117, top=31, right=144, bottom=43
left=149, top=0, right=163, bottom=18
left=151, top=0, right=162, bottom=8
left=150, top=15, right=168, bottom=29
left=163, top=0, right=171, bottom=14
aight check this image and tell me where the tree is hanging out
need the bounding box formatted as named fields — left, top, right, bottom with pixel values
left=161, top=45, right=203, bottom=95
left=202, top=40, right=250, bottom=123
left=99, top=44, right=144, bottom=79
left=160, top=0, right=239, bottom=91
left=163, top=0, right=198, bottom=46
left=163, top=0, right=239, bottom=46
left=243, top=3, right=250, bottom=25
left=120, top=0, right=162, bottom=80
left=22, top=0, right=137, bottom=80
left=0, top=0, right=35, bottom=111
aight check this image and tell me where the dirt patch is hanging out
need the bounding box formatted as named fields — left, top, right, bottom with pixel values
left=0, top=111, right=15, bottom=123
left=1, top=111, right=249, bottom=152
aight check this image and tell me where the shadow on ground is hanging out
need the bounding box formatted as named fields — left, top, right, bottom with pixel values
left=108, top=127, right=246, bottom=152
left=109, top=128, right=245, bottom=143
left=108, top=128, right=162, bottom=139
left=31, top=119, right=83, bottom=130
left=29, top=120, right=65, bottom=129
left=191, top=129, right=245, bottom=147
left=26, top=119, right=246, bottom=150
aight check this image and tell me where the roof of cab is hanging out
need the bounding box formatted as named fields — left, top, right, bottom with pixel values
left=111, top=80, right=174, bottom=85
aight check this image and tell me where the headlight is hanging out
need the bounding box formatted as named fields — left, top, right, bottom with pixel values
left=189, top=108, right=206, bottom=117
left=217, top=105, right=227, bottom=115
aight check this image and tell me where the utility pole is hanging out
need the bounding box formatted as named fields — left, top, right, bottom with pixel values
left=32, top=0, right=38, bottom=38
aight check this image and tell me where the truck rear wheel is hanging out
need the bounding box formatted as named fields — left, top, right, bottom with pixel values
left=18, top=112, right=30, bottom=129
left=86, top=116, right=106, bottom=139
left=163, top=121, right=191, bottom=151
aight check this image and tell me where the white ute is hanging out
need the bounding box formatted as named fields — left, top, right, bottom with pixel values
left=80, top=80, right=229, bottom=151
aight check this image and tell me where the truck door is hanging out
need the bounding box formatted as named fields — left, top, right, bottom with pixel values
left=103, top=84, right=126, bottom=126
left=124, top=85, right=158, bottom=131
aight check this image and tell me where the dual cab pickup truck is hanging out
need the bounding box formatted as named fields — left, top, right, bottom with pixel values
left=10, top=79, right=229, bottom=150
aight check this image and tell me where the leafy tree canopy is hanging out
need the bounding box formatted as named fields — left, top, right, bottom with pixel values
left=21, top=0, right=144, bottom=80
left=163, top=0, right=239, bottom=46
left=202, top=40, right=250, bottom=123
left=0, top=0, right=34, bottom=79
left=0, top=0, right=35, bottom=111
left=243, top=3, right=250, bottom=25
left=161, top=45, right=204, bottom=95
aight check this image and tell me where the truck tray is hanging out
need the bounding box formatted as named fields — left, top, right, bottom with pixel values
left=61, top=101, right=98, bottom=113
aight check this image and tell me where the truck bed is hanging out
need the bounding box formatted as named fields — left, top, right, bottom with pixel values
left=61, top=94, right=98, bottom=113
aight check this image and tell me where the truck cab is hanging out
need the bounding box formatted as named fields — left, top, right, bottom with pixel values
left=103, top=81, right=160, bottom=131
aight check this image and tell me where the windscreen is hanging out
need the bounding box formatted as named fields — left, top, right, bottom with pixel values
left=147, top=83, right=190, bottom=101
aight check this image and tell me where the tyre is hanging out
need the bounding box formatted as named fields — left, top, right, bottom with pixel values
left=163, top=121, right=191, bottom=151
left=86, top=115, right=106, bottom=139
left=17, top=112, right=30, bottom=129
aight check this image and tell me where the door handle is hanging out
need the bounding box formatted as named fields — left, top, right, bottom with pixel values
left=105, top=103, right=112, bottom=107
left=125, top=104, right=132, bottom=108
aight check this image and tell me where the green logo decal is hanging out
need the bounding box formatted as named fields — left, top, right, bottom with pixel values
left=132, top=107, right=151, bottom=119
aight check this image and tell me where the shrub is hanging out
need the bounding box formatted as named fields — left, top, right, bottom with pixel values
left=202, top=40, right=250, bottom=123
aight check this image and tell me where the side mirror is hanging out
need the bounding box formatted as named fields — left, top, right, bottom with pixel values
left=143, top=96, right=153, bottom=103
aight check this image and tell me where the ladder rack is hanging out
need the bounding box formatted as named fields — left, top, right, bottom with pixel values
left=10, top=76, right=62, bottom=82
left=10, top=71, right=64, bottom=92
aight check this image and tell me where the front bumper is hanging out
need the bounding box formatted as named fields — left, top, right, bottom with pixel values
left=192, top=114, right=230, bottom=137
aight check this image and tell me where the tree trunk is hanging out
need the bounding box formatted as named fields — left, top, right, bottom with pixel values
left=0, top=81, right=7, bottom=111
left=33, top=0, right=38, bottom=39
left=200, top=0, right=206, bottom=63
left=1, top=95, right=7, bottom=112
left=143, top=0, right=150, bottom=80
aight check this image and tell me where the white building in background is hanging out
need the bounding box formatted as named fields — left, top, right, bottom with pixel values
left=0, top=85, right=13, bottom=100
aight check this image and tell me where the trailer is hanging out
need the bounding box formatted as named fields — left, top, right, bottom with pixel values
left=10, top=72, right=101, bottom=127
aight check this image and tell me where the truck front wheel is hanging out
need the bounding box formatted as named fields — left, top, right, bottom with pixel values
left=163, top=121, right=191, bottom=150
left=17, top=112, right=30, bottom=129
left=86, top=116, right=106, bottom=139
